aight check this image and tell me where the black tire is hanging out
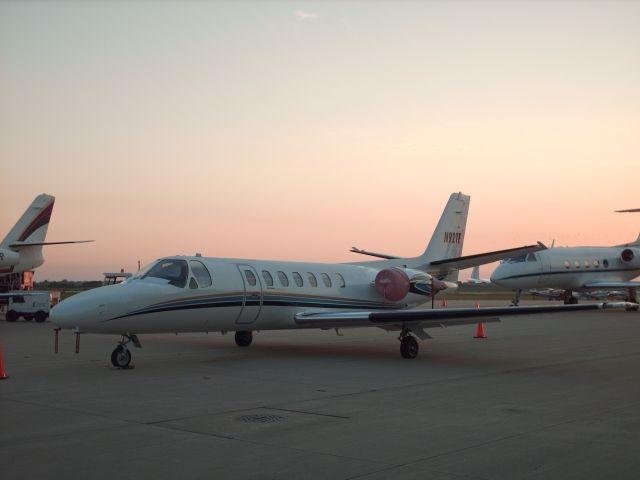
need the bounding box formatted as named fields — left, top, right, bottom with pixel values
left=400, top=335, right=419, bottom=359
left=35, top=311, right=48, bottom=323
left=110, top=345, right=132, bottom=368
left=6, top=310, right=18, bottom=322
left=235, top=330, right=253, bottom=347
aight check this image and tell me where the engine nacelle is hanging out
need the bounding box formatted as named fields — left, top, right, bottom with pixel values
left=375, top=268, right=449, bottom=301
left=0, top=248, right=20, bottom=267
left=620, top=248, right=640, bottom=265
left=375, top=268, right=410, bottom=301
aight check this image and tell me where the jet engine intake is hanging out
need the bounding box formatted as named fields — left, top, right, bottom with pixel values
left=375, top=268, right=410, bottom=302
left=0, top=248, right=20, bottom=267
left=621, top=248, right=639, bottom=264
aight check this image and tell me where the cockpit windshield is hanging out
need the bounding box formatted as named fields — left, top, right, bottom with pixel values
left=135, top=259, right=188, bottom=288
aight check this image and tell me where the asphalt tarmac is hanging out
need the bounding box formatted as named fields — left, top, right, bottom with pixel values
left=1, top=299, right=640, bottom=479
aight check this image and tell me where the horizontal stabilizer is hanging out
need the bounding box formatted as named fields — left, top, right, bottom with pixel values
left=294, top=302, right=633, bottom=330
left=349, top=247, right=399, bottom=260
left=9, top=240, right=94, bottom=248
left=427, top=242, right=546, bottom=272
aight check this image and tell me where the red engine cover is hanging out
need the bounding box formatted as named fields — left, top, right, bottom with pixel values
left=375, top=268, right=410, bottom=301
left=621, top=249, right=634, bottom=262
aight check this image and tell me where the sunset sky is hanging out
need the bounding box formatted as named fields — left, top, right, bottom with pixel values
left=1, top=1, right=639, bottom=280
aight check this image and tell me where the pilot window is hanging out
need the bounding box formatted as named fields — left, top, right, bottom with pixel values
left=526, top=253, right=538, bottom=262
left=262, top=270, right=274, bottom=287
left=277, top=271, right=289, bottom=287
left=507, top=255, right=526, bottom=263
left=190, top=260, right=212, bottom=288
left=292, top=272, right=303, bottom=287
left=189, top=277, right=199, bottom=289
left=142, top=259, right=188, bottom=288
left=244, top=270, right=257, bottom=286
left=307, top=273, right=318, bottom=287
left=321, top=273, right=332, bottom=288
left=335, top=273, right=346, bottom=288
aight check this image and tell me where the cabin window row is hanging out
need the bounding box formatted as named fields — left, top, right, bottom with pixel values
left=244, top=269, right=346, bottom=289
left=563, top=259, right=609, bottom=269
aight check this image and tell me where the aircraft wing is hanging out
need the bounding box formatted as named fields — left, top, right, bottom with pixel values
left=349, top=247, right=399, bottom=260
left=582, top=282, right=640, bottom=289
left=426, top=242, right=546, bottom=272
left=294, top=302, right=631, bottom=330
left=616, top=208, right=640, bottom=213
left=9, top=240, right=94, bottom=248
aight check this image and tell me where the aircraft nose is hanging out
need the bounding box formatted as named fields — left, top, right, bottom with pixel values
left=50, top=289, right=108, bottom=331
left=489, top=267, right=506, bottom=286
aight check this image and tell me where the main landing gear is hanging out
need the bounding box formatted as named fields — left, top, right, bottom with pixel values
left=564, top=291, right=578, bottom=305
left=235, top=330, right=253, bottom=347
left=110, top=334, right=141, bottom=369
left=626, top=287, right=639, bottom=311
left=399, top=329, right=419, bottom=359
left=510, top=289, right=522, bottom=307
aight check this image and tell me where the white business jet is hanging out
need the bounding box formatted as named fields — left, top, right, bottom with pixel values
left=51, top=193, right=631, bottom=367
left=0, top=194, right=92, bottom=288
left=491, top=236, right=640, bottom=309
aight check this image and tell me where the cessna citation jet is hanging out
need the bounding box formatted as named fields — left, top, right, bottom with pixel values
left=50, top=193, right=633, bottom=367
left=0, top=194, right=92, bottom=285
left=491, top=235, right=640, bottom=310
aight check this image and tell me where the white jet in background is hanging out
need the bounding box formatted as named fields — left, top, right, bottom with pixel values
left=0, top=194, right=93, bottom=281
left=51, top=192, right=632, bottom=368
left=491, top=236, right=640, bottom=310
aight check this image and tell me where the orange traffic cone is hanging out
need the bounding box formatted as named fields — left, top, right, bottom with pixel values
left=0, top=344, right=8, bottom=380
left=475, top=302, right=480, bottom=308
left=441, top=298, right=447, bottom=307
left=474, top=322, right=487, bottom=339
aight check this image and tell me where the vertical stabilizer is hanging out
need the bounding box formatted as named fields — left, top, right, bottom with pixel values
left=1, top=194, right=55, bottom=247
left=471, top=265, right=480, bottom=281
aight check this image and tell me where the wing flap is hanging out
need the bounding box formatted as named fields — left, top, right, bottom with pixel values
left=294, top=303, right=631, bottom=330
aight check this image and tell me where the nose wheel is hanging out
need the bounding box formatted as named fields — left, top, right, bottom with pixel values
left=235, top=330, right=253, bottom=347
left=110, top=334, right=140, bottom=369
left=111, top=345, right=131, bottom=368
left=399, top=330, right=419, bottom=359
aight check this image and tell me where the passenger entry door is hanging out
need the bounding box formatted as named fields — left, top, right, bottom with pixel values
left=236, top=265, right=262, bottom=325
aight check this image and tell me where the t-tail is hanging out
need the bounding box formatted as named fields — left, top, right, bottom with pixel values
left=0, top=194, right=56, bottom=272
left=411, top=192, right=469, bottom=281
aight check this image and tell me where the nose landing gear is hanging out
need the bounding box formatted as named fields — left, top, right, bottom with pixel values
left=111, top=334, right=141, bottom=369
left=235, top=330, right=253, bottom=347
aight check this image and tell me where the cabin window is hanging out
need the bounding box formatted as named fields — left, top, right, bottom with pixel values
left=12, top=295, right=25, bottom=303
left=335, top=273, right=346, bottom=288
left=603, top=259, right=609, bottom=268
left=262, top=270, right=274, bottom=287
left=307, top=273, right=318, bottom=287
left=142, top=259, right=188, bottom=288
left=584, top=260, right=590, bottom=268
left=321, top=273, right=332, bottom=288
left=593, top=260, right=600, bottom=268
left=244, top=269, right=257, bottom=286
left=574, top=261, right=580, bottom=268
left=277, top=271, right=289, bottom=287
left=526, top=253, right=538, bottom=262
left=564, top=260, right=571, bottom=268
left=292, top=272, right=303, bottom=287
left=190, top=260, right=212, bottom=288
left=189, top=277, right=199, bottom=289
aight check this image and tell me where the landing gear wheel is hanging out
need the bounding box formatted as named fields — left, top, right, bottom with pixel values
left=35, top=311, right=48, bottom=323
left=400, top=335, right=419, bottom=359
left=235, top=331, right=253, bottom=347
left=111, top=345, right=132, bottom=368
left=6, top=310, right=18, bottom=322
